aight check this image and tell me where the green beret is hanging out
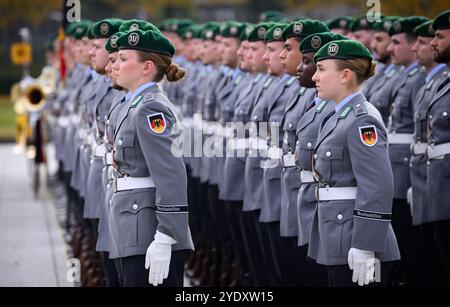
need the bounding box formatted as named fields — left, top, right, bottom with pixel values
left=91, top=19, right=124, bottom=39
left=282, top=19, right=329, bottom=40
left=221, top=22, right=247, bottom=39
left=259, top=10, right=287, bottom=22
left=119, top=19, right=160, bottom=33
left=264, top=23, right=289, bottom=42
left=183, top=24, right=200, bottom=39
left=414, top=20, right=435, bottom=37
left=326, top=16, right=353, bottom=31
left=65, top=22, right=78, bottom=37
left=372, top=16, right=400, bottom=32
left=168, top=19, right=195, bottom=36
left=73, top=21, right=93, bottom=40
left=201, top=23, right=221, bottom=40
left=239, top=23, right=254, bottom=41
left=300, top=32, right=348, bottom=54
left=350, top=15, right=380, bottom=32
left=117, top=29, right=175, bottom=57
left=388, top=16, right=429, bottom=36
left=87, top=23, right=96, bottom=39
left=314, top=39, right=372, bottom=63
left=432, top=10, right=450, bottom=31
left=247, top=23, right=272, bottom=42
left=105, top=31, right=124, bottom=53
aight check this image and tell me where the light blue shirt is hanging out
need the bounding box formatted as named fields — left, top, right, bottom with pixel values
left=426, top=63, right=447, bottom=83
left=129, top=82, right=156, bottom=103
left=335, top=91, right=362, bottom=113
left=280, top=74, right=290, bottom=83
left=314, top=96, right=323, bottom=106
left=124, top=91, right=132, bottom=102
left=232, top=68, right=241, bottom=80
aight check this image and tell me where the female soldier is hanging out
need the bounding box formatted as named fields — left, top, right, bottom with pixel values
left=110, top=29, right=194, bottom=287
left=307, top=40, right=400, bottom=287
left=293, top=32, right=346, bottom=286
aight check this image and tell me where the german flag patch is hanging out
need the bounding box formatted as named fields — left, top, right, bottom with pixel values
left=147, top=113, right=166, bottom=134
left=359, top=125, right=377, bottom=147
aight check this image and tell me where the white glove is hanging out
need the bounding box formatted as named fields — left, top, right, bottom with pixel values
left=145, top=231, right=177, bottom=286
left=347, top=248, right=376, bottom=286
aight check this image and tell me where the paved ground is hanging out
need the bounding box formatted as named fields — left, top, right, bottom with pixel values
left=0, top=144, right=70, bottom=287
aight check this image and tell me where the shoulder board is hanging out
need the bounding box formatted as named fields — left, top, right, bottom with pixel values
left=315, top=100, right=327, bottom=113
left=263, top=77, right=274, bottom=88
left=286, top=76, right=296, bottom=86
left=339, top=106, right=353, bottom=118
left=352, top=103, right=367, bottom=117
left=299, top=87, right=306, bottom=96
left=130, top=95, right=143, bottom=108
left=407, top=67, right=419, bottom=77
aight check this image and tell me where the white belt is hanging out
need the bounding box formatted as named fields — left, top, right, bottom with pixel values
left=267, top=146, right=282, bottom=160
left=388, top=133, right=413, bottom=145
left=300, top=170, right=315, bottom=183
left=57, top=116, right=70, bottom=127
left=93, top=144, right=107, bottom=157
left=316, top=187, right=357, bottom=201
left=427, top=143, right=450, bottom=160
left=107, top=166, right=114, bottom=180
left=103, top=152, right=113, bottom=166
left=113, top=176, right=155, bottom=192
left=249, top=137, right=268, bottom=151
left=411, top=142, right=427, bottom=155
left=228, top=138, right=249, bottom=150
left=71, top=114, right=80, bottom=125
left=282, top=154, right=296, bottom=167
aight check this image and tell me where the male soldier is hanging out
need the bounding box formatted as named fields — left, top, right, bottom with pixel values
left=349, top=15, right=376, bottom=50
left=428, top=10, right=450, bottom=284
left=362, top=16, right=399, bottom=104
left=409, top=19, right=450, bottom=286
left=386, top=16, right=429, bottom=286
left=326, top=16, right=353, bottom=36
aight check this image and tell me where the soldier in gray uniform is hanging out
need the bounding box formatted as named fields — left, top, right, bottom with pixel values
left=386, top=16, right=428, bottom=286
left=427, top=10, right=450, bottom=284
left=326, top=16, right=352, bottom=36
left=108, top=29, right=194, bottom=287
left=307, top=40, right=400, bottom=287
left=292, top=32, right=347, bottom=287
left=409, top=20, right=449, bottom=285
left=349, top=15, right=376, bottom=50
left=243, top=22, right=279, bottom=285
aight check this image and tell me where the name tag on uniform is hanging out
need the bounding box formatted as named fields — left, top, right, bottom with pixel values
left=282, top=153, right=296, bottom=167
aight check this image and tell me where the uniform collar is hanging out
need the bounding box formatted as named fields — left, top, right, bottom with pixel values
left=129, top=81, right=156, bottom=103
left=426, top=63, right=448, bottom=83
left=232, top=68, right=242, bottom=80
left=124, top=91, right=132, bottom=102
left=314, top=96, right=323, bottom=105
left=404, top=62, right=419, bottom=75
left=335, top=91, right=362, bottom=113
left=384, top=63, right=397, bottom=75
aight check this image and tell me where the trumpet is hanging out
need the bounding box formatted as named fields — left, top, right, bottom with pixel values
left=21, top=83, right=46, bottom=112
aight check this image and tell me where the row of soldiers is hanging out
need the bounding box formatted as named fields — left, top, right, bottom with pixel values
left=42, top=9, right=450, bottom=287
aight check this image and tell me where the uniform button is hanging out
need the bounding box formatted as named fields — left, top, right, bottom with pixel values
left=314, top=154, right=318, bottom=159
left=403, top=157, right=408, bottom=162
left=104, top=115, right=108, bottom=121
left=97, top=116, right=100, bottom=121
left=337, top=214, right=343, bottom=221
left=284, top=139, right=288, bottom=144
left=288, top=123, right=293, bottom=128
left=326, top=151, right=331, bottom=157
left=107, top=183, right=111, bottom=189
left=443, top=112, right=448, bottom=117
left=296, top=140, right=299, bottom=145
left=118, top=139, right=123, bottom=146
left=429, top=115, right=433, bottom=119
left=132, top=203, right=138, bottom=210
left=307, top=142, right=312, bottom=148
left=356, top=104, right=360, bottom=107
left=427, top=161, right=431, bottom=166
left=106, top=120, right=110, bottom=124
left=254, top=115, right=258, bottom=120
left=109, top=200, right=112, bottom=205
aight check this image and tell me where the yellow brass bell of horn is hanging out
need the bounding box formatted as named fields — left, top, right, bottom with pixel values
left=22, top=83, right=46, bottom=112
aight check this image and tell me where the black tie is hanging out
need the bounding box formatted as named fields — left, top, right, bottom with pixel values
left=320, top=110, right=336, bottom=131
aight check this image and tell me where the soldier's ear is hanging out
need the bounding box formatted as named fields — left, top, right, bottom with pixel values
left=141, top=60, right=155, bottom=76
left=341, top=68, right=353, bottom=84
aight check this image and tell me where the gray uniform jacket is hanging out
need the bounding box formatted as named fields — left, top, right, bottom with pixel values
left=388, top=63, right=426, bottom=200
left=108, top=84, right=194, bottom=259
left=307, top=93, right=400, bottom=266
left=426, top=75, right=450, bottom=223
left=295, top=98, right=335, bottom=245
left=361, top=62, right=386, bottom=100
left=260, top=76, right=299, bottom=223
left=410, top=66, right=449, bottom=225
left=242, top=75, right=278, bottom=212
